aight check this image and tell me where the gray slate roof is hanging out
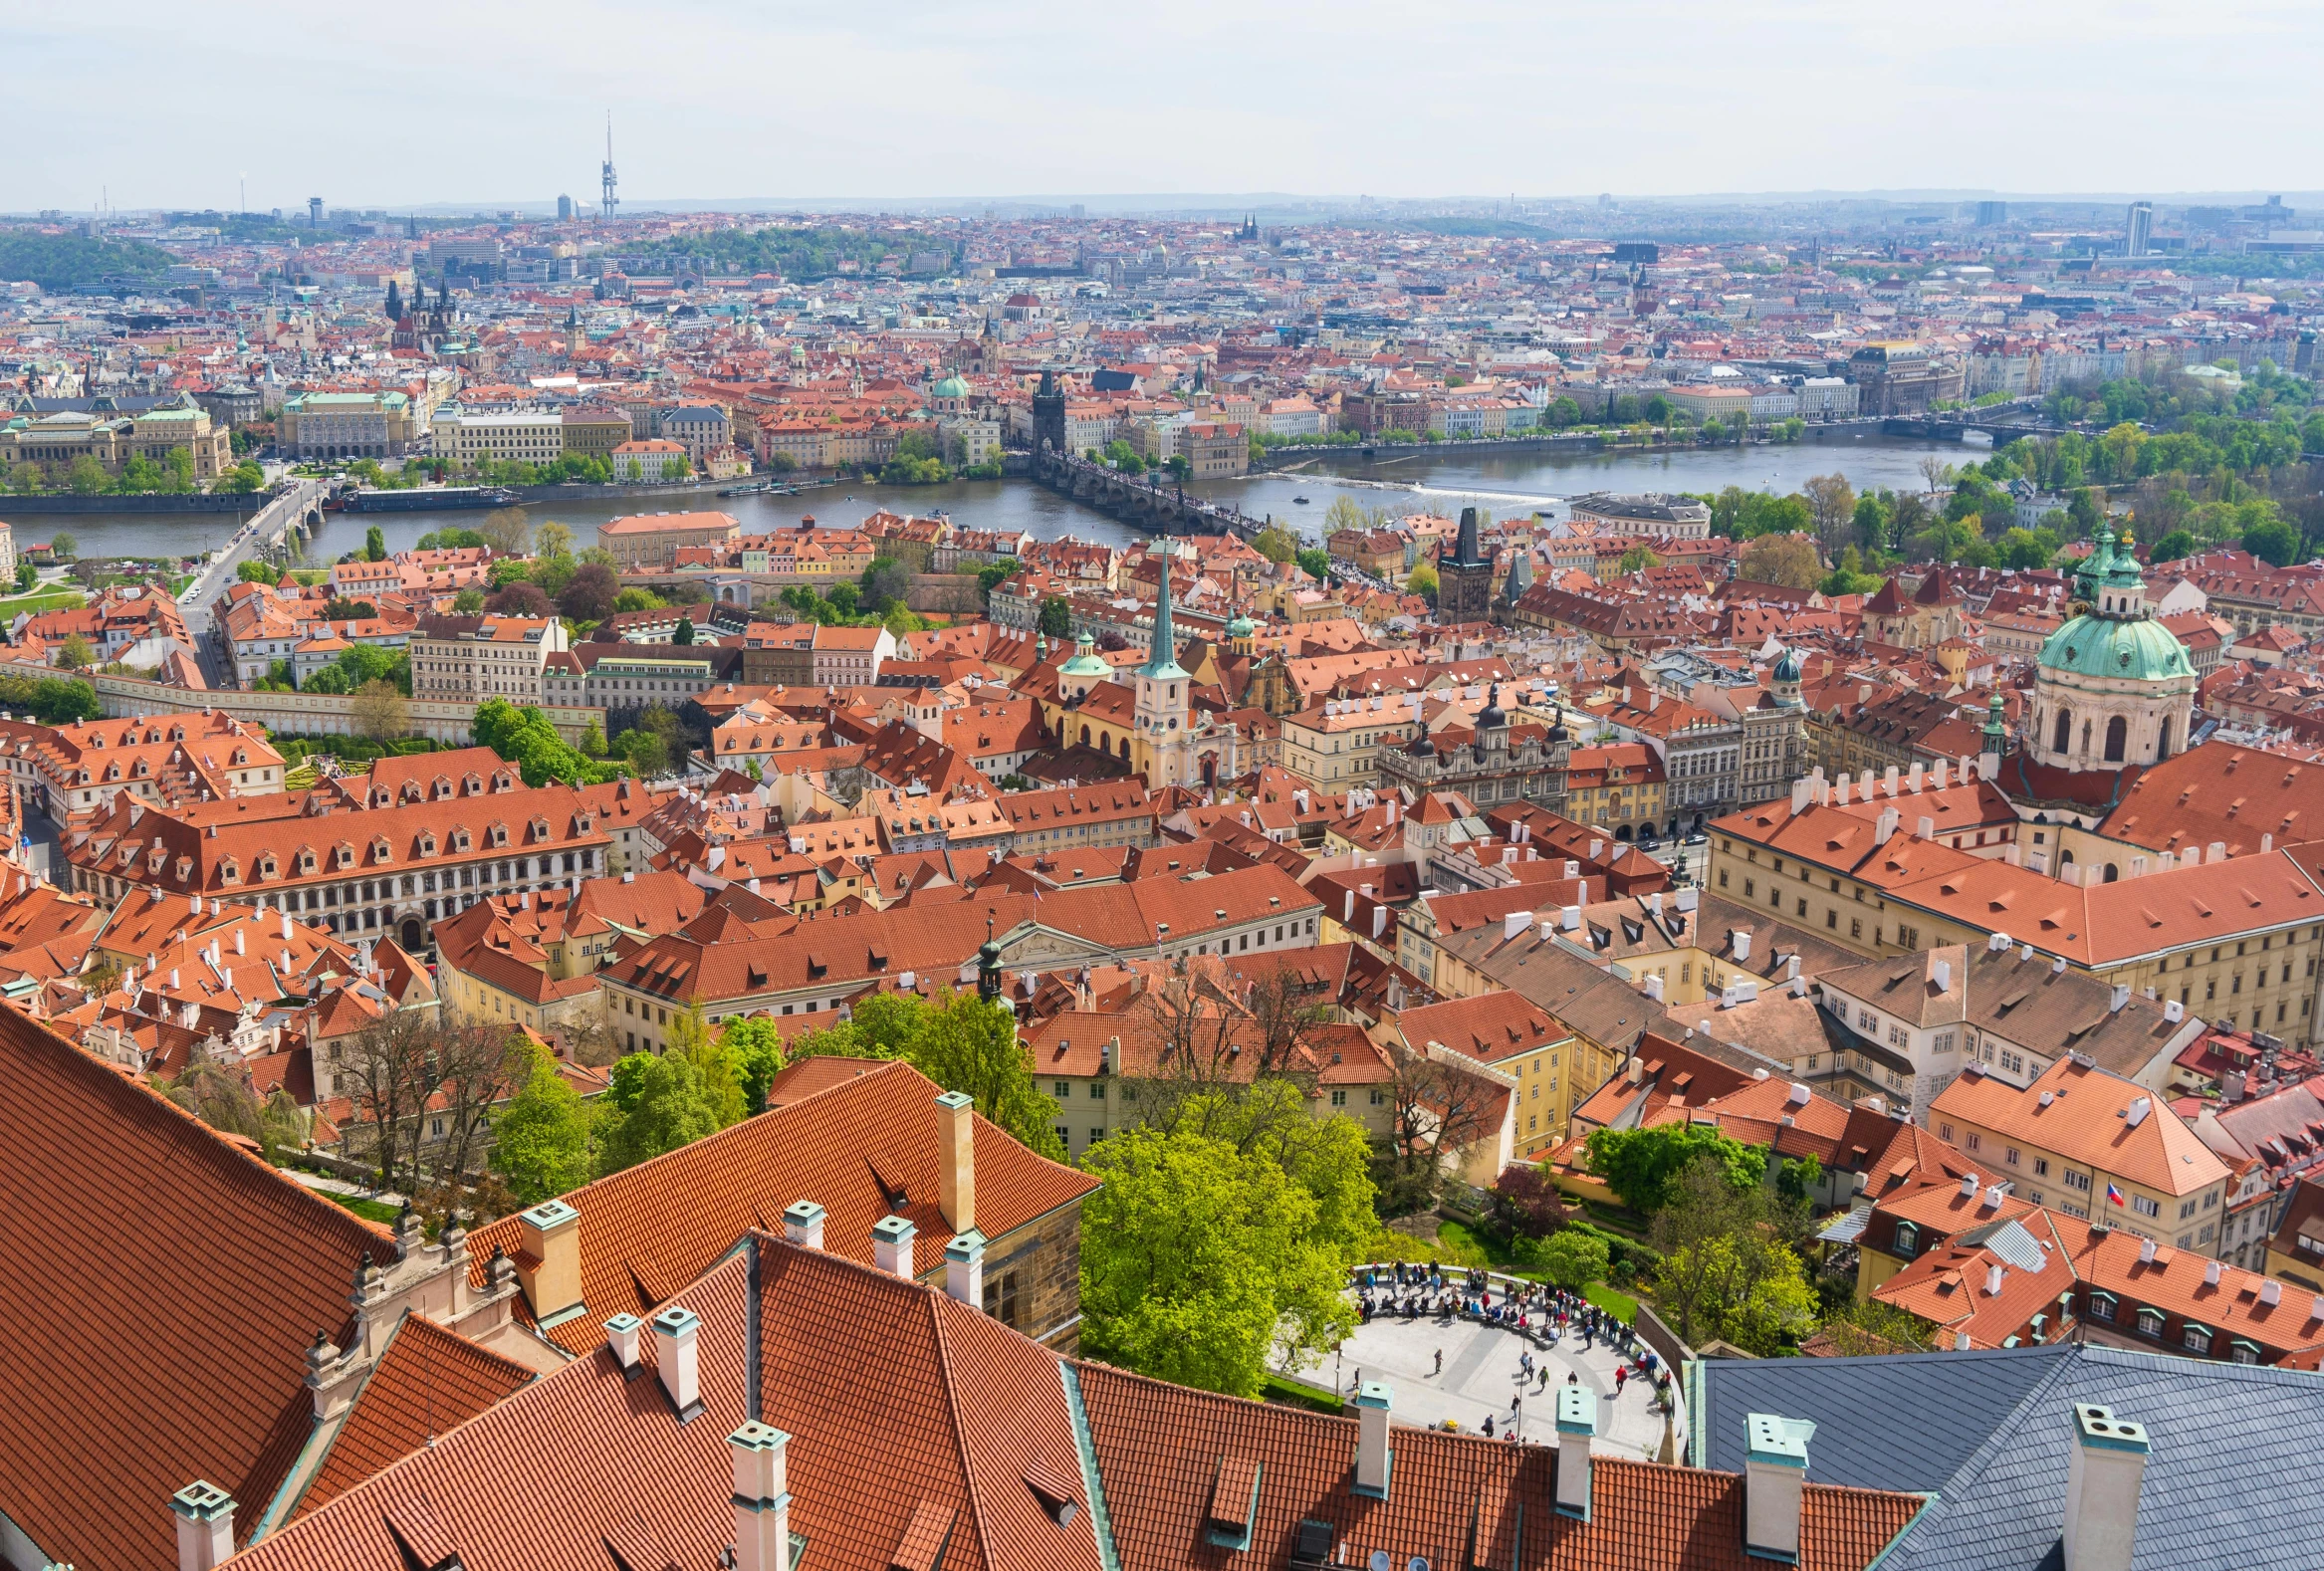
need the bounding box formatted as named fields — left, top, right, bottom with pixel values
left=1689, top=1341, right=2324, bottom=1570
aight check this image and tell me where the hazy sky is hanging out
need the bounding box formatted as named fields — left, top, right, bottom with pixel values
left=17, top=0, right=2324, bottom=213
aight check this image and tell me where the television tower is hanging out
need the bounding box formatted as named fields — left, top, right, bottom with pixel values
left=599, top=112, right=619, bottom=221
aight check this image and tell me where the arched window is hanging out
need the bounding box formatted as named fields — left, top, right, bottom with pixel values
left=2104, top=864, right=2120, bottom=883
left=2060, top=847, right=2075, bottom=867
left=2105, top=716, right=2128, bottom=763
left=2157, top=715, right=2174, bottom=760
left=2052, top=708, right=2072, bottom=754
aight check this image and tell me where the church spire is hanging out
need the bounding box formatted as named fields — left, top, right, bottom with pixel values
left=1141, top=537, right=1189, bottom=681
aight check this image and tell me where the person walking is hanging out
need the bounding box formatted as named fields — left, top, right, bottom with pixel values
left=1434, top=1348, right=1444, bottom=1376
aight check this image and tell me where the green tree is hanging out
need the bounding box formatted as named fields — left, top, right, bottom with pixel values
left=364, top=526, right=386, bottom=562
left=2150, top=529, right=2197, bottom=563
left=595, top=1050, right=725, bottom=1175
left=58, top=633, right=94, bottom=671
left=1996, top=526, right=2060, bottom=571
left=1652, top=1230, right=1817, bottom=1355
left=1078, top=1125, right=1357, bottom=1397
left=2245, top=515, right=2301, bottom=567
left=1252, top=525, right=1299, bottom=564
left=1531, top=1227, right=1611, bottom=1292
left=1405, top=561, right=1438, bottom=600
left=1616, top=545, right=1662, bottom=574
left=673, top=615, right=696, bottom=646
left=616, top=728, right=669, bottom=777
left=452, top=586, right=487, bottom=614
left=48, top=531, right=76, bottom=560
left=1295, top=547, right=1331, bottom=581
left=473, top=697, right=606, bottom=786
left=1038, top=596, right=1072, bottom=638
left=721, top=1016, right=790, bottom=1115
left=1740, top=533, right=1822, bottom=589
left=12, top=561, right=35, bottom=592
left=1585, top=1122, right=1763, bottom=1214
left=907, top=992, right=1065, bottom=1160
left=492, top=1041, right=595, bottom=1204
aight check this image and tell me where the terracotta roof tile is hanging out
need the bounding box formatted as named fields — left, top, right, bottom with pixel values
left=289, top=1312, right=534, bottom=1521
left=0, top=1007, right=390, bottom=1571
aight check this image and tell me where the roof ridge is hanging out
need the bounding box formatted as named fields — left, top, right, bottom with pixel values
left=10, top=1004, right=393, bottom=1252
left=923, top=1279, right=1002, bottom=1571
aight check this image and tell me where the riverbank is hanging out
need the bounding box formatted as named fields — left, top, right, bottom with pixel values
left=0, top=491, right=266, bottom=514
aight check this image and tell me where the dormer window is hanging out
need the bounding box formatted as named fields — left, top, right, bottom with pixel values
left=1893, top=1223, right=1919, bottom=1257
left=489, top=823, right=509, bottom=848
left=454, top=829, right=472, bottom=852
left=260, top=854, right=279, bottom=879
left=219, top=858, right=240, bottom=886
left=335, top=844, right=355, bottom=870
left=371, top=836, right=392, bottom=863
left=530, top=816, right=551, bottom=841
left=418, top=832, right=437, bottom=857
left=463, top=774, right=484, bottom=795
left=298, top=850, right=317, bottom=875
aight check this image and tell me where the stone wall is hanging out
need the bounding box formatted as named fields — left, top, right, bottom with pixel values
left=91, top=672, right=605, bottom=746
left=983, top=1196, right=1088, bottom=1351
left=904, top=572, right=988, bottom=615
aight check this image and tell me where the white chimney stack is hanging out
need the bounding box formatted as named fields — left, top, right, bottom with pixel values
left=1985, top=1262, right=2005, bottom=1295
left=1743, top=1414, right=1814, bottom=1564
left=872, top=1214, right=916, bottom=1278
left=650, top=1304, right=701, bottom=1419
left=945, top=1230, right=986, bottom=1306
left=1734, top=931, right=1751, bottom=962
left=1505, top=909, right=1533, bottom=941
left=728, top=1422, right=794, bottom=1571
left=784, top=1200, right=826, bottom=1249
left=1561, top=905, right=1581, bottom=932
left=1909, top=761, right=1926, bottom=793
left=604, top=1312, right=644, bottom=1374
left=1553, top=1385, right=1595, bottom=1520
left=1934, top=958, right=1952, bottom=991
left=1875, top=807, right=1899, bottom=845
left=170, top=1483, right=236, bottom=1571
left=1885, top=765, right=1901, bottom=796
left=1917, top=815, right=1936, bottom=840
left=2063, top=1405, right=2150, bottom=1571
left=1353, top=1382, right=1393, bottom=1498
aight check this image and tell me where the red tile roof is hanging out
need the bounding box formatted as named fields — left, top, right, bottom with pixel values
left=463, top=1059, right=1098, bottom=1353
left=287, top=1312, right=533, bottom=1521
left=0, top=1006, right=390, bottom=1571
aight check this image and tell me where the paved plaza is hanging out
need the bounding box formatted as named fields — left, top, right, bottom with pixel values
left=1290, top=1293, right=1683, bottom=1461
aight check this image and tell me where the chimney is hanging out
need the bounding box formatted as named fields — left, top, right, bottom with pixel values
left=936, top=1090, right=977, bottom=1233
left=728, top=1422, right=794, bottom=1571
left=650, top=1304, right=702, bottom=1420
left=1885, top=765, right=1901, bottom=796
left=1875, top=806, right=1899, bottom=845
left=1961, top=1172, right=1979, bottom=1198
left=1743, top=1414, right=1814, bottom=1564
left=1833, top=777, right=1852, bottom=806
left=1933, top=958, right=1953, bottom=992
left=2063, top=1405, right=2150, bottom=1571
left=1504, top=909, right=1532, bottom=942
left=280, top=911, right=292, bottom=940
left=604, top=1312, right=645, bottom=1378
left=1790, top=780, right=1811, bottom=815
left=170, top=1482, right=236, bottom=1571
left=784, top=1200, right=826, bottom=1249
left=945, top=1230, right=986, bottom=1305
left=1917, top=815, right=1936, bottom=840
left=1645, top=973, right=1665, bottom=1001
left=2111, top=984, right=2131, bottom=1012
left=1561, top=905, right=1581, bottom=932
left=2208, top=840, right=2227, bottom=864
left=1553, top=1385, right=1596, bottom=1520
left=514, top=1199, right=582, bottom=1322
left=1985, top=1262, right=2005, bottom=1295
left=1934, top=760, right=1951, bottom=788
left=1733, top=931, right=1751, bottom=962
left=2125, top=1095, right=2151, bottom=1128
left=872, top=1214, right=916, bottom=1278
left=1352, top=1382, right=1393, bottom=1498
left=1909, top=761, right=1926, bottom=793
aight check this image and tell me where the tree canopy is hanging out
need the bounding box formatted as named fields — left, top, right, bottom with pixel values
left=1585, top=1121, right=1764, bottom=1214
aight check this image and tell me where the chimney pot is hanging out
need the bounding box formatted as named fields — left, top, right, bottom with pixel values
left=1352, top=1382, right=1394, bottom=1498
left=2064, top=1404, right=2150, bottom=1571
left=872, top=1214, right=917, bottom=1278
left=945, top=1230, right=986, bottom=1306
left=936, top=1090, right=976, bottom=1234
left=728, top=1422, right=794, bottom=1571
left=515, top=1199, right=581, bottom=1322
left=604, top=1312, right=645, bottom=1376
left=650, top=1304, right=702, bottom=1420
left=1553, top=1385, right=1596, bottom=1519
left=783, top=1200, right=826, bottom=1249
left=1743, top=1413, right=1814, bottom=1563
left=170, top=1482, right=236, bottom=1571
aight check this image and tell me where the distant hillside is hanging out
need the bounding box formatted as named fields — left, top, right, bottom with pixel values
left=628, top=225, right=934, bottom=282
left=0, top=232, right=176, bottom=290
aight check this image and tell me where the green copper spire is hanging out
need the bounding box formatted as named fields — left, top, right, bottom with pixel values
left=1141, top=537, right=1190, bottom=681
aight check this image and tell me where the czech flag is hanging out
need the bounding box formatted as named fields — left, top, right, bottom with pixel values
left=2106, top=1183, right=2125, bottom=1207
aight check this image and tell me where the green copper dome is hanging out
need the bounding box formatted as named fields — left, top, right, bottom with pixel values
left=2037, top=612, right=2192, bottom=682
left=931, top=373, right=970, bottom=399
left=1228, top=612, right=1256, bottom=637
left=1061, top=631, right=1113, bottom=677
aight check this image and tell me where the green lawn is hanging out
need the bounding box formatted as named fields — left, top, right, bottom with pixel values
left=325, top=1192, right=402, bottom=1227
left=1584, top=1282, right=1640, bottom=1321
left=0, top=589, right=87, bottom=617
left=1260, top=1373, right=1342, bottom=1413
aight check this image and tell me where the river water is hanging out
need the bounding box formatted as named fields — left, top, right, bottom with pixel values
left=23, top=433, right=1971, bottom=562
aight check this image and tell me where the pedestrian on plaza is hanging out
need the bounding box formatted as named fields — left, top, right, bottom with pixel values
left=1434, top=1348, right=1444, bottom=1376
